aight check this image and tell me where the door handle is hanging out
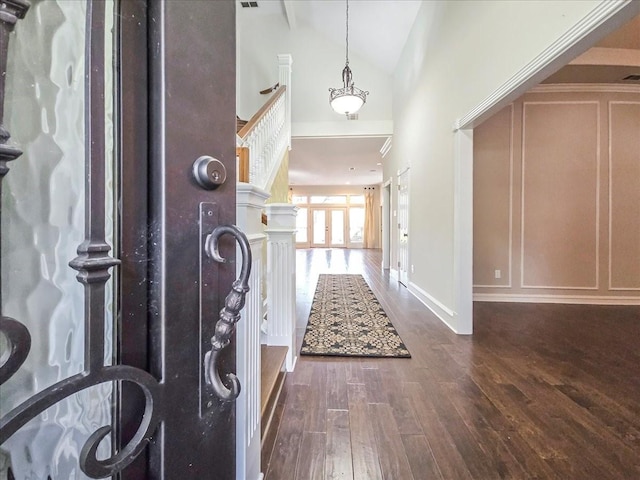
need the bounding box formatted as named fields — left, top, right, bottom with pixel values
left=203, top=224, right=251, bottom=401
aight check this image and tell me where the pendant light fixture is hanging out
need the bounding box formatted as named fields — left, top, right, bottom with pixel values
left=329, top=0, right=369, bottom=116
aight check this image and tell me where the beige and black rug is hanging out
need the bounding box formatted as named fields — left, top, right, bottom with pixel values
left=301, top=274, right=411, bottom=358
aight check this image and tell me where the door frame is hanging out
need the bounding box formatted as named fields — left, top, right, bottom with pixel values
left=382, top=179, right=392, bottom=270
left=397, top=168, right=410, bottom=286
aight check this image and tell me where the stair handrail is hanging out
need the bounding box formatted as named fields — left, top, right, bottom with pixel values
left=237, top=85, right=286, bottom=139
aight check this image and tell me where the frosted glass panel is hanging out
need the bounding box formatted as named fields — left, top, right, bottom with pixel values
left=0, top=1, right=115, bottom=478
left=310, top=195, right=347, bottom=204
left=350, top=208, right=364, bottom=243
left=312, top=210, right=326, bottom=245
left=296, top=208, right=308, bottom=243
left=331, top=210, right=345, bottom=245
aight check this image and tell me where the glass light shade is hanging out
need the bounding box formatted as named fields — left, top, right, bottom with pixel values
left=330, top=92, right=365, bottom=115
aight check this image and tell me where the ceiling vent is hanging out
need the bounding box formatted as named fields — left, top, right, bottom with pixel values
left=240, top=1, right=258, bottom=8
left=347, top=113, right=359, bottom=120
left=621, top=74, right=640, bottom=82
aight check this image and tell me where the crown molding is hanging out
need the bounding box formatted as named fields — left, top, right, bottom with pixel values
left=454, top=0, right=636, bottom=131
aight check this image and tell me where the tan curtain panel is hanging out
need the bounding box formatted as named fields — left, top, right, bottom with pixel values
left=363, top=189, right=376, bottom=248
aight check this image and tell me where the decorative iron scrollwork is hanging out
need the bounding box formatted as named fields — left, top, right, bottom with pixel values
left=0, top=0, right=31, bottom=389
left=0, top=365, right=162, bottom=478
left=0, top=1, right=163, bottom=478
left=203, top=224, right=252, bottom=401
left=0, top=317, right=30, bottom=385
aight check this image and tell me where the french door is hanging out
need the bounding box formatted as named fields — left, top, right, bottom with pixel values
left=1, top=1, right=240, bottom=479
left=310, top=208, right=347, bottom=248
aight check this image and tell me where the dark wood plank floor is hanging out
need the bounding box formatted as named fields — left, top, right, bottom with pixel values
left=262, top=248, right=640, bottom=479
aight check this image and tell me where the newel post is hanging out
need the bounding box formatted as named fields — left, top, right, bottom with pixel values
left=265, top=203, right=297, bottom=371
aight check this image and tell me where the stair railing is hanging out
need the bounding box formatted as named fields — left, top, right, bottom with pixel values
left=237, top=85, right=287, bottom=190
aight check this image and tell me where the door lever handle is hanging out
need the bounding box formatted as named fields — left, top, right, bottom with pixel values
left=203, top=224, right=252, bottom=401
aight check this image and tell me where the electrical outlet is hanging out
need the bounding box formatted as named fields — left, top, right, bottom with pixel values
left=411, top=264, right=415, bottom=273
left=494, top=269, right=501, bottom=279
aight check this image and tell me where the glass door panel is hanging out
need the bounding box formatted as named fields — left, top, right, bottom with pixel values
left=349, top=207, right=365, bottom=246
left=312, top=209, right=327, bottom=246
left=296, top=207, right=308, bottom=244
left=1, top=1, right=115, bottom=478
left=330, top=209, right=346, bottom=247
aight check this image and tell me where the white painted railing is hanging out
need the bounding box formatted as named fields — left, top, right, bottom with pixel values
left=235, top=184, right=270, bottom=480
left=237, top=54, right=292, bottom=192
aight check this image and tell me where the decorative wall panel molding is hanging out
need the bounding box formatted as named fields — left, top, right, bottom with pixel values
left=520, top=101, right=600, bottom=290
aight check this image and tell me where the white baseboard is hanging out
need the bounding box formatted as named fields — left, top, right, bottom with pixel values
left=473, top=293, right=640, bottom=305
left=389, top=268, right=398, bottom=280
left=407, top=282, right=467, bottom=334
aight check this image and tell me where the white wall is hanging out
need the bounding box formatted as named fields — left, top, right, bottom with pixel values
left=237, top=11, right=393, bottom=137
left=388, top=0, right=637, bottom=333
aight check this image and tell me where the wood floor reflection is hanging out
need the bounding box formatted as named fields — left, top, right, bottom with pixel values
left=262, top=248, right=640, bottom=480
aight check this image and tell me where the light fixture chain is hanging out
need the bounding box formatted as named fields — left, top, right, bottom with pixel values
left=345, top=0, right=349, bottom=66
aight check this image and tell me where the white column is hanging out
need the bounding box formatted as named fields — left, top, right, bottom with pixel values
left=236, top=183, right=270, bottom=480
left=277, top=54, right=292, bottom=150
left=265, top=203, right=298, bottom=371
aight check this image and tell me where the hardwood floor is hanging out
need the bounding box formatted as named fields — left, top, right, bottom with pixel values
left=262, top=248, right=640, bottom=479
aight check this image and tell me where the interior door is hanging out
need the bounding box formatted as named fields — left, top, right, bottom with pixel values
left=0, top=1, right=240, bottom=479
left=310, top=208, right=347, bottom=248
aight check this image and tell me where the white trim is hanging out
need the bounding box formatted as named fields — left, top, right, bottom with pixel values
left=474, top=284, right=514, bottom=289
left=507, top=104, right=514, bottom=288
left=382, top=179, right=392, bottom=270
left=397, top=166, right=410, bottom=177
left=474, top=293, right=640, bottom=305
left=282, top=1, right=297, bottom=30
left=453, top=129, right=474, bottom=334
left=292, top=120, right=393, bottom=138
left=531, top=84, right=640, bottom=94
left=246, top=233, right=267, bottom=244
left=520, top=101, right=601, bottom=290
left=397, top=168, right=410, bottom=286
left=380, top=136, right=393, bottom=158
left=408, top=282, right=467, bottom=334
left=608, top=101, right=640, bottom=291
left=454, top=0, right=637, bottom=130
left=389, top=268, right=398, bottom=281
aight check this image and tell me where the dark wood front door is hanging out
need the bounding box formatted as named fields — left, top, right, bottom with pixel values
left=1, top=1, right=240, bottom=478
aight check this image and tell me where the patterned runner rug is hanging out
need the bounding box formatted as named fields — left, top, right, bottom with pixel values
left=301, top=274, right=411, bottom=358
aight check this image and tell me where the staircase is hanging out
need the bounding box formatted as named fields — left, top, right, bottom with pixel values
left=235, top=54, right=297, bottom=480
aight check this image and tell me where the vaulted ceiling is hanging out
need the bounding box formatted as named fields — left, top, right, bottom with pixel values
left=237, top=3, right=639, bottom=186
left=236, top=0, right=420, bottom=186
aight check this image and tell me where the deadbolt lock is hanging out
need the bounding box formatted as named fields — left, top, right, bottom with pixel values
left=192, top=156, right=227, bottom=190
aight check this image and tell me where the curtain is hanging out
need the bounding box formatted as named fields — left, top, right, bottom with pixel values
left=363, top=189, right=376, bottom=248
